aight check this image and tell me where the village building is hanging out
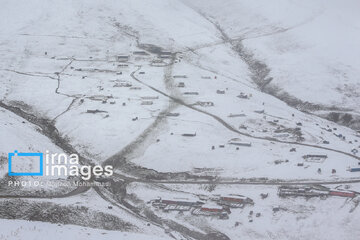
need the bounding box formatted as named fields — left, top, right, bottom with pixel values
left=173, top=75, right=187, bottom=78
left=237, top=92, right=249, bottom=99
left=349, top=167, right=360, bottom=172
left=303, top=154, right=328, bottom=162
left=152, top=197, right=204, bottom=212
left=166, top=113, right=180, bottom=117
left=177, top=82, right=185, bottom=87
left=254, top=110, right=265, bottom=114
left=196, top=101, right=214, bottom=107
left=329, top=189, right=356, bottom=198
left=228, top=113, right=246, bottom=118
left=133, top=51, right=149, bottom=55
left=182, top=133, right=196, bottom=137
left=141, top=96, right=159, bottom=100
left=278, top=186, right=330, bottom=198
left=183, top=92, right=199, bottom=95
left=113, top=82, right=132, bottom=87
left=191, top=204, right=229, bottom=219
left=117, top=55, right=129, bottom=62
left=217, top=194, right=253, bottom=208
left=141, top=101, right=153, bottom=105
left=86, top=109, right=108, bottom=114
left=129, top=87, right=142, bottom=90
left=228, top=141, right=252, bottom=147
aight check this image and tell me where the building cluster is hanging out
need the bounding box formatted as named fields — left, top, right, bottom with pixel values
left=228, top=138, right=252, bottom=147
left=278, top=185, right=357, bottom=198
left=151, top=194, right=253, bottom=219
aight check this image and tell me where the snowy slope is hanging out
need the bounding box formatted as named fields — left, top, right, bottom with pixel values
left=183, top=0, right=360, bottom=128
left=0, top=219, right=170, bottom=240
left=1, top=1, right=360, bottom=240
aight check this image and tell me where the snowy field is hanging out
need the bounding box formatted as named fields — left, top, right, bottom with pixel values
left=0, top=0, right=359, bottom=239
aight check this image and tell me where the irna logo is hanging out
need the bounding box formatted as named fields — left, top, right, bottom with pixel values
left=8, top=150, right=43, bottom=176
left=8, top=150, right=113, bottom=180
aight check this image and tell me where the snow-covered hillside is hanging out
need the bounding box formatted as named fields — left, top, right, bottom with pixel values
left=0, top=1, right=359, bottom=239
left=183, top=0, right=360, bottom=129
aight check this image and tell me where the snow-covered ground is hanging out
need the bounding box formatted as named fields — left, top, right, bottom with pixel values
left=184, top=0, right=360, bottom=111
left=0, top=219, right=170, bottom=240
left=1, top=0, right=360, bottom=239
